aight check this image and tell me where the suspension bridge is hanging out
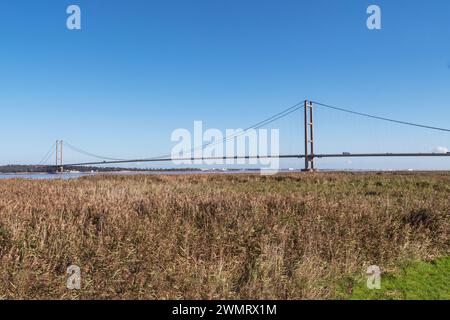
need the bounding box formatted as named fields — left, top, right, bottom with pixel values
left=37, top=100, right=450, bottom=172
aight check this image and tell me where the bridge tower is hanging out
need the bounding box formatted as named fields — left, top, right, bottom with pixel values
left=56, top=140, right=64, bottom=173
left=303, top=100, right=315, bottom=171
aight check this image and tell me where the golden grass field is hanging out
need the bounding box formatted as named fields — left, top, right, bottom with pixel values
left=0, top=172, right=448, bottom=299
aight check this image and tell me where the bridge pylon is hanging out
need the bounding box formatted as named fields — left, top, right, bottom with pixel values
left=303, top=100, right=316, bottom=172
left=56, top=140, right=64, bottom=173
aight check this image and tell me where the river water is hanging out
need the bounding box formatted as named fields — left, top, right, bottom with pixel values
left=0, top=170, right=273, bottom=180
left=0, top=172, right=94, bottom=180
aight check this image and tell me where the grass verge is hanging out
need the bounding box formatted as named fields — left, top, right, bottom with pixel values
left=343, top=257, right=450, bottom=300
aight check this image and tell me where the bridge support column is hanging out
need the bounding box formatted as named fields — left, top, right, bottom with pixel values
left=302, top=100, right=315, bottom=172
left=56, top=140, right=64, bottom=173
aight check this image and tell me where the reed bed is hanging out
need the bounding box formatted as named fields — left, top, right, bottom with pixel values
left=0, top=172, right=448, bottom=299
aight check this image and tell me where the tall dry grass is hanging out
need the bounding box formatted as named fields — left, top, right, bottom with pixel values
left=0, top=172, right=448, bottom=299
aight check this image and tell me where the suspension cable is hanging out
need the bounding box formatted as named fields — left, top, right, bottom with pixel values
left=312, top=100, right=450, bottom=133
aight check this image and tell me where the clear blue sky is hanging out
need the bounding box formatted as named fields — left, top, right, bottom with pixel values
left=0, top=0, right=449, bottom=169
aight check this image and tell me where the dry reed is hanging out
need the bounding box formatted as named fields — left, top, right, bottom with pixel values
left=0, top=172, right=448, bottom=299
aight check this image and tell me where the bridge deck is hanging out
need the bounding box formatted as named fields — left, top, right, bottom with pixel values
left=53, top=153, right=450, bottom=167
